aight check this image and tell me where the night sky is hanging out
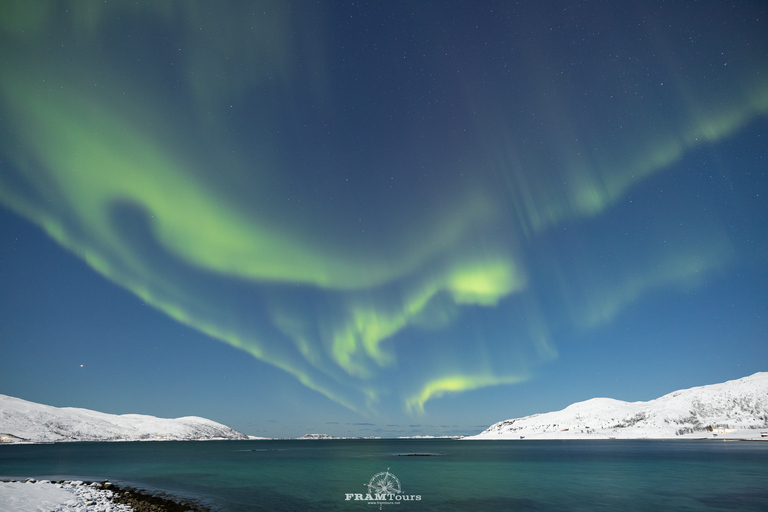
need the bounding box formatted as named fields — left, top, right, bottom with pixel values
left=1, top=1, right=767, bottom=438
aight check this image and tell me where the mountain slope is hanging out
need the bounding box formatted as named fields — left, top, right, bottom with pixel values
left=0, top=395, right=248, bottom=443
left=467, top=372, right=768, bottom=440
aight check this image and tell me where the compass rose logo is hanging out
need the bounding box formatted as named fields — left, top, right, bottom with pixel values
left=344, top=468, right=420, bottom=507
left=366, top=469, right=401, bottom=495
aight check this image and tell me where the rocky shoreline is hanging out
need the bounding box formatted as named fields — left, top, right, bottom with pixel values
left=104, top=482, right=212, bottom=512
left=1, top=479, right=213, bottom=512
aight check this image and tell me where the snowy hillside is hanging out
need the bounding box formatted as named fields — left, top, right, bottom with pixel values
left=467, top=372, right=768, bottom=440
left=0, top=395, right=248, bottom=443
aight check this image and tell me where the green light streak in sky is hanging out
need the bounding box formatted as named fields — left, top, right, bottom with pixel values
left=492, top=90, right=768, bottom=239
left=1, top=1, right=766, bottom=418
left=406, top=373, right=529, bottom=415
left=327, top=260, right=524, bottom=378
left=575, top=241, right=733, bottom=330
left=0, top=58, right=525, bottom=415
left=1, top=65, right=505, bottom=291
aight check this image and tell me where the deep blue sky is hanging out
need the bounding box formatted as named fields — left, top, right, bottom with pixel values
left=1, top=1, right=767, bottom=438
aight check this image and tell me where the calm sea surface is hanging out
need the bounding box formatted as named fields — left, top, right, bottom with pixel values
left=1, top=439, right=766, bottom=511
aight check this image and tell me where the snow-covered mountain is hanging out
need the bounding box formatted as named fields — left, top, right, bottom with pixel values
left=0, top=395, right=248, bottom=443
left=467, top=372, right=768, bottom=440
left=296, top=434, right=381, bottom=440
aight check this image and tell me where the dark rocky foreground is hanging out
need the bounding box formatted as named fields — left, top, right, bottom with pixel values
left=68, top=480, right=213, bottom=512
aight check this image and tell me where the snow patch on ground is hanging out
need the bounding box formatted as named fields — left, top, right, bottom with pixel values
left=0, top=480, right=132, bottom=512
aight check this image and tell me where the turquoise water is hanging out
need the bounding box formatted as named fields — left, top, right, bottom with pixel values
left=1, top=440, right=766, bottom=511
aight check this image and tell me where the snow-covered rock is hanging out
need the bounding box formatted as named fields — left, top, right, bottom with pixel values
left=467, top=372, right=768, bottom=440
left=298, top=433, right=336, bottom=440
left=0, top=395, right=248, bottom=443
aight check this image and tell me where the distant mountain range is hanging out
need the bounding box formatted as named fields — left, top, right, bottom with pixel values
left=4, top=373, right=765, bottom=443
left=467, top=372, right=768, bottom=440
left=0, top=395, right=248, bottom=443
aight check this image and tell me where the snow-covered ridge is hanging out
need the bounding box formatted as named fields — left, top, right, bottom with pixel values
left=0, top=394, right=248, bottom=443
left=467, top=372, right=768, bottom=440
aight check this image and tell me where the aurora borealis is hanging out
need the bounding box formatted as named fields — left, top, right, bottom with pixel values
left=1, top=1, right=767, bottom=437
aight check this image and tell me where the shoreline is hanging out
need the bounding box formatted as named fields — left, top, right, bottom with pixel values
left=0, top=478, right=213, bottom=512
left=105, top=481, right=213, bottom=512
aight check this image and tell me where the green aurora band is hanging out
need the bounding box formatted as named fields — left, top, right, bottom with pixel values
left=1, top=1, right=766, bottom=416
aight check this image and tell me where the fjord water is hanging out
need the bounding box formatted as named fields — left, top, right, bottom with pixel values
left=1, top=439, right=766, bottom=511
